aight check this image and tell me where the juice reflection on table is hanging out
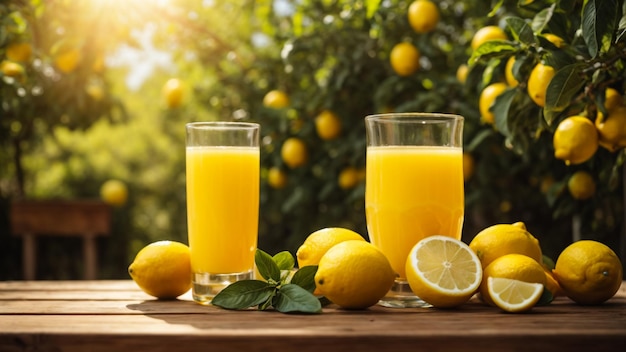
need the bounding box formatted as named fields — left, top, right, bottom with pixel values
left=365, top=145, right=464, bottom=279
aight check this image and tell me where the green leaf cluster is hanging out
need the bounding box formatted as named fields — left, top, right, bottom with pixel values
left=468, top=0, right=625, bottom=235
left=212, top=249, right=323, bottom=313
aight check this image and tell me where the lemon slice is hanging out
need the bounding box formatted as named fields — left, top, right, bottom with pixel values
left=487, top=276, right=544, bottom=313
left=405, top=235, right=483, bottom=308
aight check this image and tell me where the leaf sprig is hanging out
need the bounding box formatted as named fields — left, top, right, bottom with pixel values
left=211, top=249, right=323, bottom=313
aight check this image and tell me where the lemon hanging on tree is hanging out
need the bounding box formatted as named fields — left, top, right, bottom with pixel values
left=263, top=89, right=289, bottom=109
left=553, top=116, right=599, bottom=165
left=162, top=78, right=184, bottom=109
left=471, top=26, right=507, bottom=50
left=54, top=48, right=82, bottom=74
left=567, top=171, right=596, bottom=200
left=338, top=166, right=360, bottom=190
left=6, top=42, right=33, bottom=63
left=595, top=105, right=626, bottom=152
left=407, top=0, right=439, bottom=34
left=390, top=42, right=420, bottom=77
left=281, top=137, right=308, bottom=168
left=100, top=179, right=128, bottom=207
left=267, top=167, right=288, bottom=189
left=479, top=82, right=508, bottom=124
left=314, top=110, right=342, bottom=140
left=505, top=57, right=519, bottom=87
left=527, top=62, right=555, bottom=107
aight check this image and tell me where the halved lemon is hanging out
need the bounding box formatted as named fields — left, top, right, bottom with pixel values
left=487, top=277, right=544, bottom=313
left=405, top=236, right=483, bottom=308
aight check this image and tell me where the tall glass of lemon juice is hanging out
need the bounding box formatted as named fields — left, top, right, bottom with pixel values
left=365, top=113, right=464, bottom=308
left=186, top=122, right=260, bottom=304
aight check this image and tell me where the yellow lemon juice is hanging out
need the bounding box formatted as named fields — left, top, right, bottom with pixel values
left=366, top=146, right=464, bottom=279
left=186, top=146, right=259, bottom=298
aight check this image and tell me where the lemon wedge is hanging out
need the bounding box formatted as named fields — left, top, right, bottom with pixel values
left=487, top=276, right=544, bottom=313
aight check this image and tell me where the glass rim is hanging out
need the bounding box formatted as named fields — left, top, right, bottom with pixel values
left=186, top=121, right=260, bottom=130
left=365, top=112, right=464, bottom=123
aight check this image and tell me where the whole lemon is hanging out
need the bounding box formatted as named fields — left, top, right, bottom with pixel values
left=469, top=222, right=543, bottom=269
left=527, top=62, right=555, bottom=107
left=553, top=116, right=599, bottom=165
left=314, top=110, right=342, bottom=140
left=128, top=241, right=192, bottom=299
left=6, top=42, right=33, bottom=63
left=338, top=166, right=360, bottom=190
left=296, top=227, right=364, bottom=268
left=480, top=253, right=547, bottom=306
left=281, top=137, right=308, bottom=168
left=471, top=26, right=507, bottom=50
left=544, top=269, right=564, bottom=297
left=390, top=42, right=420, bottom=77
left=603, top=87, right=623, bottom=112
left=543, top=33, right=565, bottom=48
left=263, top=90, right=289, bottom=109
left=505, top=56, right=519, bottom=87
left=479, top=82, right=508, bottom=124
left=0, top=60, right=25, bottom=78
left=456, top=64, right=469, bottom=84
left=162, top=78, right=184, bottom=109
left=407, top=0, right=440, bottom=34
left=54, top=49, right=81, bottom=74
left=553, top=240, right=623, bottom=305
left=100, top=179, right=128, bottom=207
left=267, top=167, right=288, bottom=189
left=315, top=240, right=395, bottom=309
left=596, top=105, right=626, bottom=152
left=567, top=171, right=596, bottom=200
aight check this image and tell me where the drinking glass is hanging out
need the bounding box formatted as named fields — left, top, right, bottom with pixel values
left=186, top=122, right=260, bottom=304
left=365, top=113, right=464, bottom=308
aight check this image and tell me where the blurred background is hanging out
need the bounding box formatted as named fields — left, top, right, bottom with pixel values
left=1, top=0, right=624, bottom=280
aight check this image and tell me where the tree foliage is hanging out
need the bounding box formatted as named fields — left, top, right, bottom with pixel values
left=1, top=0, right=624, bottom=278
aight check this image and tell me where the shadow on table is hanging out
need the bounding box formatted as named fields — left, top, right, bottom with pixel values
left=125, top=296, right=494, bottom=331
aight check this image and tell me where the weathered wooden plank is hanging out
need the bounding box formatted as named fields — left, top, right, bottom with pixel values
left=0, top=312, right=624, bottom=352
left=0, top=280, right=136, bottom=291
left=2, top=332, right=621, bottom=352
left=0, top=281, right=624, bottom=352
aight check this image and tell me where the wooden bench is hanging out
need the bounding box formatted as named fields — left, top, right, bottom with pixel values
left=10, top=200, right=112, bottom=280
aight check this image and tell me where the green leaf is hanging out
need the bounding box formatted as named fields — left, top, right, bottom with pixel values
left=488, top=0, right=505, bottom=17
left=469, top=41, right=517, bottom=65
left=255, top=249, right=281, bottom=282
left=211, top=280, right=276, bottom=310
left=505, top=17, right=535, bottom=45
left=581, top=0, right=619, bottom=58
left=273, top=251, right=295, bottom=271
left=365, top=0, right=382, bottom=19
left=536, top=287, right=554, bottom=306
left=493, top=88, right=517, bottom=138
left=290, top=265, right=318, bottom=293
left=544, top=64, right=586, bottom=125
left=531, top=4, right=556, bottom=33
left=259, top=290, right=276, bottom=311
left=466, top=129, right=494, bottom=152
left=273, top=284, right=322, bottom=313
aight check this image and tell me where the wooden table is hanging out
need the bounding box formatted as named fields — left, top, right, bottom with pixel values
left=1, top=280, right=625, bottom=352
